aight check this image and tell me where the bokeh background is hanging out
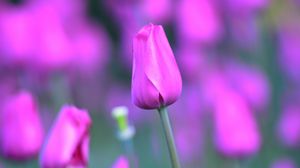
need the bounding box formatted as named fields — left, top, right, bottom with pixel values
left=0, top=0, right=300, bottom=167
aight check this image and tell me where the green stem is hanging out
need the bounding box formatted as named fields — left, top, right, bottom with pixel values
left=234, top=159, right=242, bottom=168
left=122, top=139, right=138, bottom=168
left=158, top=107, right=181, bottom=168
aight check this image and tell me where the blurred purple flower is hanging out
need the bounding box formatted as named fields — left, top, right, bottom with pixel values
left=201, top=71, right=230, bottom=111
left=176, top=0, right=222, bottom=44
left=277, top=103, right=300, bottom=147
left=170, top=85, right=204, bottom=162
left=71, top=22, right=111, bottom=74
left=0, top=91, right=44, bottom=160
left=176, top=46, right=208, bottom=83
left=112, top=156, right=129, bottom=168
left=25, top=0, right=86, bottom=22
left=225, top=0, right=268, bottom=14
left=132, top=23, right=182, bottom=109
left=224, top=61, right=270, bottom=111
left=104, top=0, right=141, bottom=68
left=32, top=4, right=74, bottom=72
left=271, top=158, right=297, bottom=168
left=229, top=14, right=261, bottom=49
left=214, top=90, right=261, bottom=158
left=175, top=126, right=203, bottom=162
left=139, top=0, right=172, bottom=23
left=278, top=24, right=300, bottom=82
left=40, top=105, right=91, bottom=168
left=0, top=5, right=36, bottom=66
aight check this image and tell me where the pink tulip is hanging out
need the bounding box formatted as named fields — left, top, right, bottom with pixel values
left=214, top=90, right=261, bottom=158
left=132, top=23, right=182, bottom=109
left=40, top=105, right=91, bottom=168
left=176, top=0, right=222, bottom=44
left=112, top=156, right=129, bottom=168
left=0, top=91, right=44, bottom=160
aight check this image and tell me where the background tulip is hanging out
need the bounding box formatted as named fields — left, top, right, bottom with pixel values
left=214, top=90, right=261, bottom=158
left=0, top=91, right=44, bottom=160
left=40, top=105, right=91, bottom=168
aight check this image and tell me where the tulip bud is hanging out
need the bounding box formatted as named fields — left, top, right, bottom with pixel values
left=214, top=90, right=261, bottom=158
left=0, top=91, right=44, bottom=160
left=112, top=156, right=129, bottom=168
left=40, top=105, right=91, bottom=168
left=132, top=23, right=182, bottom=109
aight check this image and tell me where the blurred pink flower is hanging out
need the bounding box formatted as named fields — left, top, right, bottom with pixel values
left=278, top=24, right=300, bottom=82
left=224, top=61, right=270, bottom=111
left=229, top=14, right=261, bottom=49
left=71, top=22, right=111, bottom=74
left=104, top=0, right=141, bottom=68
left=0, top=91, right=44, bottom=160
left=176, top=46, right=208, bottom=83
left=176, top=0, right=222, bottom=44
left=175, top=126, right=203, bottom=162
left=112, top=156, right=129, bottom=168
left=214, top=90, right=261, bottom=158
left=132, top=23, right=182, bottom=109
left=40, top=105, right=91, bottom=168
left=271, top=158, right=297, bottom=168
left=32, top=4, right=73, bottom=71
left=278, top=104, right=300, bottom=147
left=0, top=5, right=36, bottom=66
left=171, top=85, right=204, bottom=162
left=226, top=0, right=268, bottom=13
left=201, top=71, right=229, bottom=111
left=139, top=0, right=172, bottom=23
left=25, top=0, right=86, bottom=22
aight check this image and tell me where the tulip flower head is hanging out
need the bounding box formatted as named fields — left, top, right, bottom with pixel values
left=40, top=105, right=91, bottom=168
left=132, top=23, right=182, bottom=109
left=0, top=91, right=44, bottom=160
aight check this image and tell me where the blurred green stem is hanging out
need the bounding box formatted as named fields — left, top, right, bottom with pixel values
left=123, top=139, right=138, bottom=168
left=234, top=159, right=242, bottom=168
left=158, top=107, right=181, bottom=168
